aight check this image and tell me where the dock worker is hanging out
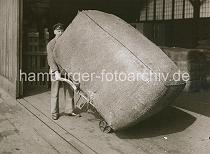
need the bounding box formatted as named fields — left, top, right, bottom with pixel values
left=47, top=23, right=78, bottom=120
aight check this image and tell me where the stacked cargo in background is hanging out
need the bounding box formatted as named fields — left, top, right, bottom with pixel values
left=196, top=39, right=210, bottom=85
left=161, top=47, right=208, bottom=92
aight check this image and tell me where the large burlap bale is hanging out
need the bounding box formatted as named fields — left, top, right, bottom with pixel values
left=54, top=10, right=185, bottom=130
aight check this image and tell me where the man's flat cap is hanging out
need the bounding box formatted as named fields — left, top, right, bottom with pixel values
left=53, top=23, right=65, bottom=30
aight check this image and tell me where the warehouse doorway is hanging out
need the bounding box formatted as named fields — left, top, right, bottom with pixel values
left=21, top=0, right=87, bottom=96
left=21, top=0, right=51, bottom=96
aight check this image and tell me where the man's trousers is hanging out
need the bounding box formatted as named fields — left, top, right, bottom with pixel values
left=51, top=80, right=75, bottom=114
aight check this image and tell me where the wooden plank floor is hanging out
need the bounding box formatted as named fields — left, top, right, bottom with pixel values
left=21, top=89, right=142, bottom=154
left=0, top=88, right=81, bottom=154
left=21, top=87, right=210, bottom=154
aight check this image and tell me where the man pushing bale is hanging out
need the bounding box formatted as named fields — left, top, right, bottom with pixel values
left=47, top=23, right=79, bottom=120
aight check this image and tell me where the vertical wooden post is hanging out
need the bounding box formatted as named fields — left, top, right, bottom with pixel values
left=0, top=0, right=21, bottom=98
left=171, top=0, right=175, bottom=46
left=18, top=0, right=23, bottom=98
left=183, top=0, right=186, bottom=19
left=154, top=0, right=157, bottom=21
left=146, top=0, right=148, bottom=21
left=190, top=0, right=201, bottom=47
left=172, top=0, right=175, bottom=20
left=163, top=0, right=165, bottom=20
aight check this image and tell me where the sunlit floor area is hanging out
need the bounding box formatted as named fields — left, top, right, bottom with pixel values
left=1, top=87, right=209, bottom=154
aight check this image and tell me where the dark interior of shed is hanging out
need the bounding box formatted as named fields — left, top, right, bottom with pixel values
left=23, top=0, right=142, bottom=37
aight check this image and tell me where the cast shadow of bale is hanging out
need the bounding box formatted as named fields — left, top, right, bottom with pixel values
left=174, top=91, right=210, bottom=117
left=115, top=106, right=196, bottom=139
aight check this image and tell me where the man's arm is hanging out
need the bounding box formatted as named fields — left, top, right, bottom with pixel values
left=47, top=42, right=58, bottom=73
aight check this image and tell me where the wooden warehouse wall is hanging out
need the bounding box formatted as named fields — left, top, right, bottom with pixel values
left=0, top=0, right=22, bottom=98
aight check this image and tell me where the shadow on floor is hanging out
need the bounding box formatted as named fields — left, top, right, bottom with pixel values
left=23, top=87, right=50, bottom=97
left=116, top=106, right=196, bottom=139
left=174, top=90, right=210, bottom=117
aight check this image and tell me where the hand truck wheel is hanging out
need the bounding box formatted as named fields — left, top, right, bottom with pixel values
left=99, top=120, right=112, bottom=133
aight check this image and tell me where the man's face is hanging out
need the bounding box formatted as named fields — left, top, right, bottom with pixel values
left=54, top=29, right=64, bottom=37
